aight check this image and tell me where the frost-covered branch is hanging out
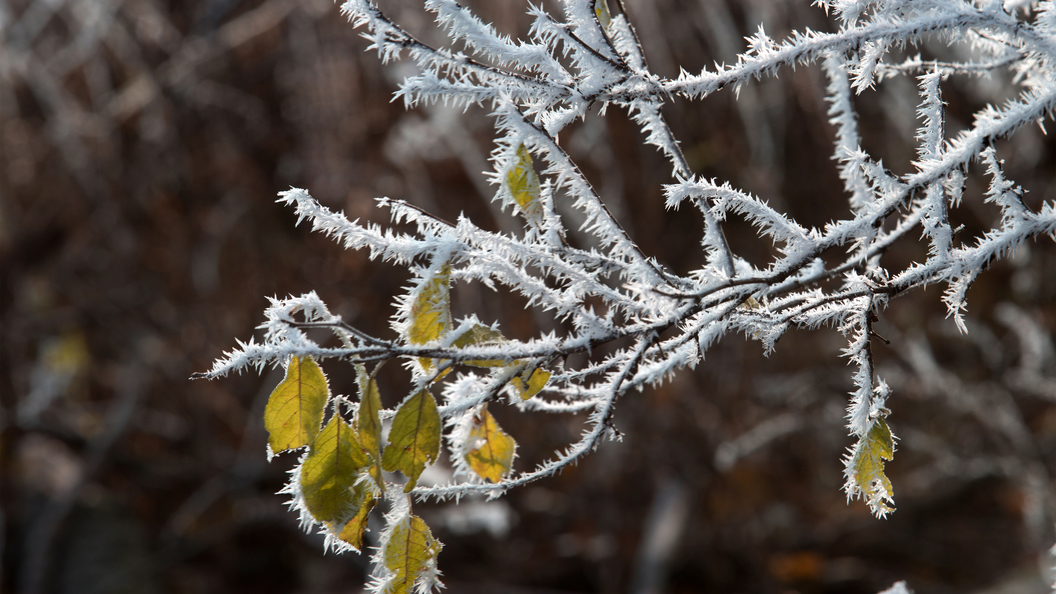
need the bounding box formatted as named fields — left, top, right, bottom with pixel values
left=196, top=0, right=1055, bottom=591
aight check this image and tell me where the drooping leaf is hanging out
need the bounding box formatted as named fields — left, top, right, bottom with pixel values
left=265, top=356, right=329, bottom=454
left=355, top=364, right=385, bottom=490
left=300, top=415, right=372, bottom=530
left=336, top=489, right=377, bottom=550
left=451, top=323, right=508, bottom=367
left=505, top=144, right=542, bottom=223
left=356, top=369, right=383, bottom=455
left=510, top=367, right=551, bottom=400
left=382, top=390, right=441, bottom=492
left=408, top=262, right=452, bottom=372
left=384, top=514, right=443, bottom=594
left=847, top=417, right=896, bottom=516
left=464, top=406, right=516, bottom=483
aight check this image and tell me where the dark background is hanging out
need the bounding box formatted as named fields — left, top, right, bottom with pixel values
left=2, top=0, right=1055, bottom=593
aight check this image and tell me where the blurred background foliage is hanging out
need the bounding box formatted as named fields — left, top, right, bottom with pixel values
left=1, top=0, right=1054, bottom=592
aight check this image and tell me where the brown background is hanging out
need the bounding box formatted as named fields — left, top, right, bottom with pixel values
left=2, top=0, right=1055, bottom=593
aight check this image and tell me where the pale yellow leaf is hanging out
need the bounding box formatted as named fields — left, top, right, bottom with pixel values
left=464, top=406, right=516, bottom=483
left=408, top=262, right=452, bottom=372
left=848, top=417, right=896, bottom=515
left=595, top=0, right=612, bottom=30
left=451, top=323, right=508, bottom=367
left=505, top=144, right=542, bottom=223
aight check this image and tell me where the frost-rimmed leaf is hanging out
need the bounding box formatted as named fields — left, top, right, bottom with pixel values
left=448, top=324, right=552, bottom=402
left=382, top=513, right=443, bottom=594
left=450, top=323, right=508, bottom=367
left=463, top=405, right=516, bottom=483
left=356, top=366, right=384, bottom=454
left=844, top=417, right=897, bottom=517
left=511, top=367, right=551, bottom=400
left=408, top=262, right=452, bottom=372
left=299, top=413, right=378, bottom=550
left=383, top=390, right=442, bottom=492
left=265, top=356, right=329, bottom=456
left=302, top=419, right=368, bottom=519
left=594, top=0, right=612, bottom=31
left=504, top=144, right=543, bottom=224
left=337, top=492, right=377, bottom=551
left=355, top=364, right=385, bottom=489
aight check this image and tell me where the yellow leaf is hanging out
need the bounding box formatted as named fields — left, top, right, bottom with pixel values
left=337, top=492, right=377, bottom=550
left=382, top=390, right=441, bottom=492
left=384, top=514, right=442, bottom=594
left=848, top=417, right=896, bottom=515
left=408, top=262, right=452, bottom=372
left=505, top=144, right=542, bottom=223
left=355, top=364, right=385, bottom=490
left=464, top=406, right=516, bottom=483
left=510, top=367, right=551, bottom=400
left=451, top=323, right=507, bottom=367
left=300, top=415, right=372, bottom=530
left=264, top=356, right=329, bottom=454
left=595, top=0, right=612, bottom=30
left=450, top=326, right=551, bottom=401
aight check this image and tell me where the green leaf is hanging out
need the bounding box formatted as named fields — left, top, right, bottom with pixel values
left=384, top=514, right=442, bottom=594
left=264, top=356, right=329, bottom=454
left=408, top=262, right=452, bottom=372
left=510, top=367, right=551, bottom=400
left=355, top=364, right=385, bottom=490
left=355, top=365, right=383, bottom=454
left=451, top=323, right=508, bottom=367
left=464, top=406, right=516, bottom=483
left=848, top=417, right=896, bottom=515
left=300, top=415, right=372, bottom=530
left=505, top=144, right=542, bottom=223
left=382, top=390, right=442, bottom=492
